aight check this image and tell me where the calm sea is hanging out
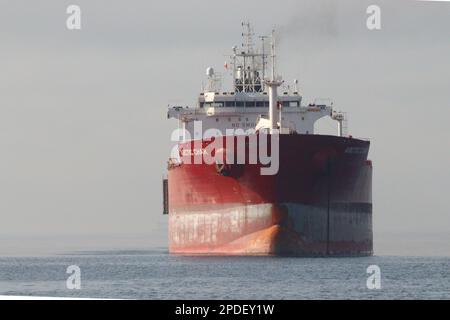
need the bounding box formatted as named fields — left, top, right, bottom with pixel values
left=0, top=249, right=449, bottom=299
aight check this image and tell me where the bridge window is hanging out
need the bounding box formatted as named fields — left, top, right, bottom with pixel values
left=225, top=101, right=235, bottom=107
left=212, top=102, right=223, bottom=108
left=255, top=101, right=265, bottom=107
left=245, top=101, right=255, bottom=108
left=236, top=101, right=244, bottom=107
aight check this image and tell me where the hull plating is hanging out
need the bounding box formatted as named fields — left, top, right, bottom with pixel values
left=168, top=134, right=373, bottom=256
left=169, top=203, right=372, bottom=256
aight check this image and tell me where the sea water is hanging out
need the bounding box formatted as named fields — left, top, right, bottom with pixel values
left=0, top=249, right=449, bottom=299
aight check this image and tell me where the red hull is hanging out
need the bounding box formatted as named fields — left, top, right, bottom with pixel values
left=168, top=134, right=372, bottom=256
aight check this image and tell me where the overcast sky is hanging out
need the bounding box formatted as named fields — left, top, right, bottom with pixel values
left=0, top=0, right=449, bottom=255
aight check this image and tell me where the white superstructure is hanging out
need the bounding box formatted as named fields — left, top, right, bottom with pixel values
left=167, top=23, right=346, bottom=140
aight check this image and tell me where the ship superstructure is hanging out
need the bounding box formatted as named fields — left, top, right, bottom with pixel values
left=168, top=24, right=346, bottom=139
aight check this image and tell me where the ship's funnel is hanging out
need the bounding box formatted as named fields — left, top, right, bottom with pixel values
left=265, top=79, right=283, bottom=132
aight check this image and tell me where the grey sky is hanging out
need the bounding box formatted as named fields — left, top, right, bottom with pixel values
left=0, top=0, right=449, bottom=255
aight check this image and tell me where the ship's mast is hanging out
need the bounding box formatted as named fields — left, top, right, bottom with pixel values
left=265, top=29, right=283, bottom=133
left=242, top=22, right=254, bottom=54
left=231, top=22, right=267, bottom=93
left=259, top=35, right=269, bottom=91
left=270, top=29, right=275, bottom=82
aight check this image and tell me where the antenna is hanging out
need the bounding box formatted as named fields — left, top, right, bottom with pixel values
left=259, top=35, right=269, bottom=88
left=241, top=21, right=255, bottom=53
left=270, top=29, right=276, bottom=81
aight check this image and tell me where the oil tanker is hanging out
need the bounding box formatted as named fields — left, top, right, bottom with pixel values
left=164, top=24, right=373, bottom=256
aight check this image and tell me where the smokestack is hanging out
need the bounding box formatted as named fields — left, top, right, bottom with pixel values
left=267, top=82, right=280, bottom=131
